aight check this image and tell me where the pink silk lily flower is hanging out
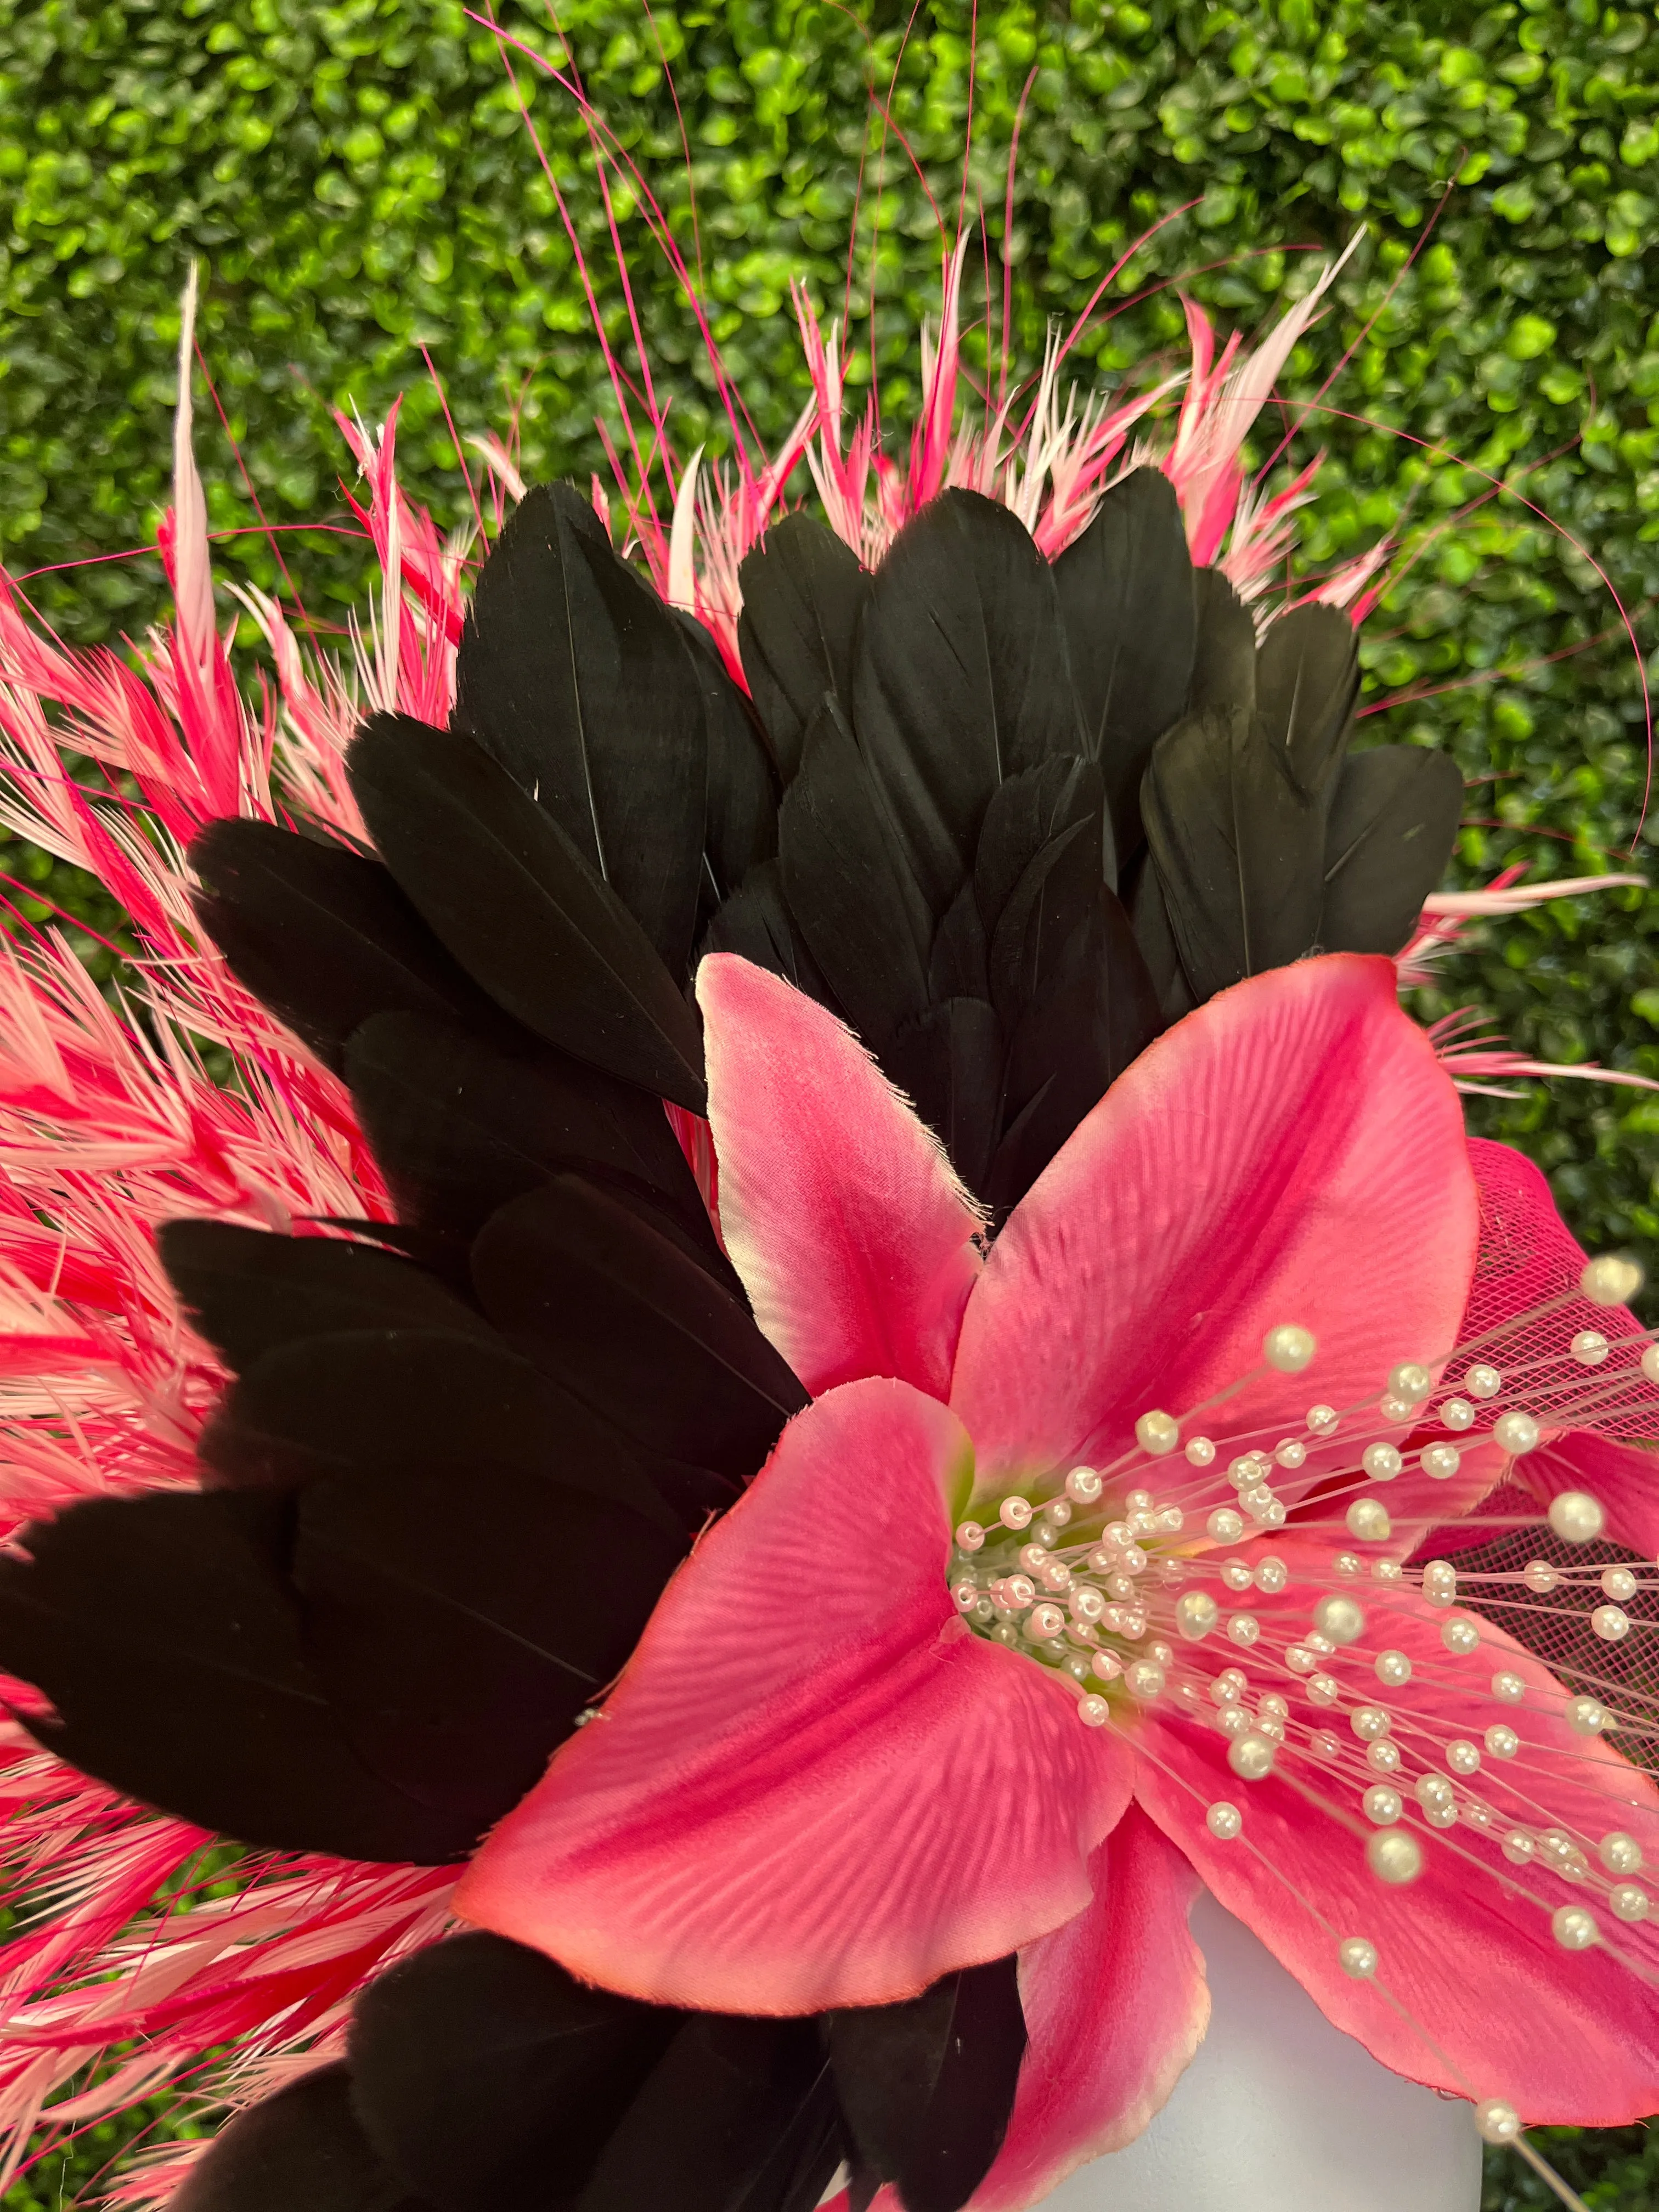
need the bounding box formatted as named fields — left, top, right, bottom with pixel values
left=458, top=951, right=1659, bottom=2207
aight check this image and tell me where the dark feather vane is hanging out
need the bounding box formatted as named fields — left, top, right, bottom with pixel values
left=1321, top=743, right=1464, bottom=955
left=452, top=482, right=708, bottom=983
left=737, top=512, right=870, bottom=782
left=173, top=2064, right=433, bottom=2212
left=348, top=713, right=707, bottom=1111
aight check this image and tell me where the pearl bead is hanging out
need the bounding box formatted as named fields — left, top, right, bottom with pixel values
left=1090, top=1652, right=1122, bottom=1682
left=1309, top=1730, right=1344, bottom=1760
left=1415, top=1773, right=1454, bottom=1809
left=1285, top=1646, right=1316, bottom=1674
left=1346, top=1497, right=1392, bottom=1543
left=1548, top=1489, right=1606, bottom=1544
left=1611, top=1883, right=1650, bottom=1923
left=1217, top=1705, right=1250, bottom=1739
left=1566, top=1695, right=1608, bottom=1736
left=1306, top=1403, right=1340, bottom=1436
left=1441, top=1617, right=1480, bottom=1656
left=1176, top=1590, right=1219, bottom=1641
left=1421, top=1559, right=1458, bottom=1607
left=998, top=1495, right=1034, bottom=1531
left=1228, top=1613, right=1261, bottom=1648
left=1362, top=1442, right=1403, bottom=1481
left=1214, top=1669, right=1248, bottom=1702
left=1063, top=1655, right=1093, bottom=1682
left=1446, top=1739, right=1481, bottom=1776
left=1600, top=1831, right=1644, bottom=1875
left=955, top=1520, right=985, bottom=1551
left=1351, top=1705, right=1392, bottom=1742
left=1522, top=1560, right=1559, bottom=1595
left=1070, top=1585, right=1106, bottom=1624
left=1206, top=1507, right=1245, bottom=1542
left=1580, top=1255, right=1643, bottom=1307
left=1438, top=1397, right=1476, bottom=1431
left=1503, top=1830, right=1536, bottom=1865
left=1475, top=2100, right=1521, bottom=2146
left=1274, top=1438, right=1307, bottom=1470
left=1493, top=1410, right=1540, bottom=1456
left=1314, top=1593, right=1366, bottom=1645
left=1492, top=1670, right=1526, bottom=1703
left=1339, top=1934, right=1379, bottom=1979
left=1420, top=1442, right=1462, bottom=1480
left=1367, top=1829, right=1423, bottom=1884
left=1466, top=1364, right=1502, bottom=1399
left=1307, top=1673, right=1341, bottom=1706
left=1254, top=1556, right=1289, bottom=1595
left=1333, top=1551, right=1363, bottom=1578
left=952, top=1579, right=979, bottom=1611
left=1220, top=1559, right=1254, bottom=1593
left=1372, top=1560, right=1404, bottom=1583
left=1135, top=1409, right=1180, bottom=1455
left=1064, top=1465, right=1103, bottom=1504
left=1259, top=1691, right=1289, bottom=1720
left=1228, top=1730, right=1277, bottom=1781
left=1571, top=1329, right=1610, bottom=1367
left=1389, top=1362, right=1432, bottom=1403
left=1552, top=1904, right=1598, bottom=1951
left=1043, top=1497, right=1074, bottom=1529
left=1601, top=1566, right=1638, bottom=1601
left=1020, top=1543, right=1049, bottom=1574
left=1367, top=1739, right=1402, bottom=1774
left=1183, top=1435, right=1216, bottom=1468
left=1484, top=1724, right=1519, bottom=1759
left=1206, top=1799, right=1243, bottom=1840
left=1375, top=1649, right=1413, bottom=1688
left=1363, top=1784, right=1403, bottom=1826
left=1538, top=1830, right=1589, bottom=1880
left=1125, top=1660, right=1166, bottom=1700
left=1593, top=1604, right=1630, bottom=1642
left=1125, top=1489, right=1154, bottom=1511
left=1378, top=1395, right=1415, bottom=1423
left=1076, top=1693, right=1110, bottom=1726
left=1024, top=1603, right=1066, bottom=1641
left=1644, top=1344, right=1659, bottom=1385
left=1264, top=1324, right=1317, bottom=1373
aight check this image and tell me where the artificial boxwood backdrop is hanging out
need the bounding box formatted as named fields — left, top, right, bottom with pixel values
left=2, top=0, right=1658, bottom=2201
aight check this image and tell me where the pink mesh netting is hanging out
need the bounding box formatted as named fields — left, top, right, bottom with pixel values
left=1462, top=1139, right=1656, bottom=1438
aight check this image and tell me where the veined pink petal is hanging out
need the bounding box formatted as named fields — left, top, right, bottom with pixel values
left=1135, top=1585, right=1659, bottom=2121
left=697, top=954, right=983, bottom=1399
left=455, top=1378, right=1133, bottom=2012
left=974, top=1805, right=1209, bottom=2210
left=951, top=956, right=1477, bottom=1485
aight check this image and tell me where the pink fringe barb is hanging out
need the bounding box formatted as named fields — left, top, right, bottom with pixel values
left=0, top=247, right=1646, bottom=2203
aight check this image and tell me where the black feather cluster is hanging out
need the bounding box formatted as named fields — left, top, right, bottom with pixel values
left=0, top=472, right=1460, bottom=2211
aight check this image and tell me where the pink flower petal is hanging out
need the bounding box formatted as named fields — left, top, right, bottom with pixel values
left=456, top=1377, right=1133, bottom=2013
left=1135, top=1583, right=1659, bottom=2121
left=952, top=956, right=1478, bottom=1483
left=697, top=952, right=982, bottom=1398
left=974, top=1805, right=1209, bottom=2210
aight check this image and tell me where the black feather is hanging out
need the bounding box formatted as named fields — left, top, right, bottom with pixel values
left=1125, top=849, right=1197, bottom=1024
left=979, top=762, right=1107, bottom=1025
left=680, top=612, right=780, bottom=907
left=885, top=998, right=1003, bottom=1201
left=348, top=712, right=706, bottom=1110
left=702, top=859, right=842, bottom=1010
left=470, top=1179, right=808, bottom=1478
left=1187, top=566, right=1257, bottom=717
left=200, top=1327, right=715, bottom=1535
left=452, top=482, right=707, bottom=981
left=1254, top=603, right=1359, bottom=797
left=927, top=880, right=989, bottom=1003
left=348, top=1933, right=679, bottom=2212
left=576, top=2016, right=843, bottom=2212
left=853, top=490, right=1085, bottom=918
left=174, top=2063, right=432, bottom=2212
left=0, top=1491, right=478, bottom=1862
left=989, top=886, right=1161, bottom=1212
left=1052, top=467, right=1195, bottom=859
left=1321, top=744, right=1465, bottom=955
left=190, top=818, right=493, bottom=1075
left=828, top=1955, right=1026, bottom=2212
left=737, top=512, right=870, bottom=781
left=345, top=1010, right=718, bottom=1261
left=295, top=1460, right=685, bottom=1818
left=1141, top=706, right=1321, bottom=1003
left=157, top=1220, right=490, bottom=1374
left=778, top=701, right=929, bottom=1052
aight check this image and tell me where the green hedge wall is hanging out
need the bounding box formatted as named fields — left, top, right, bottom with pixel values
left=2, top=0, right=1658, bottom=2197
